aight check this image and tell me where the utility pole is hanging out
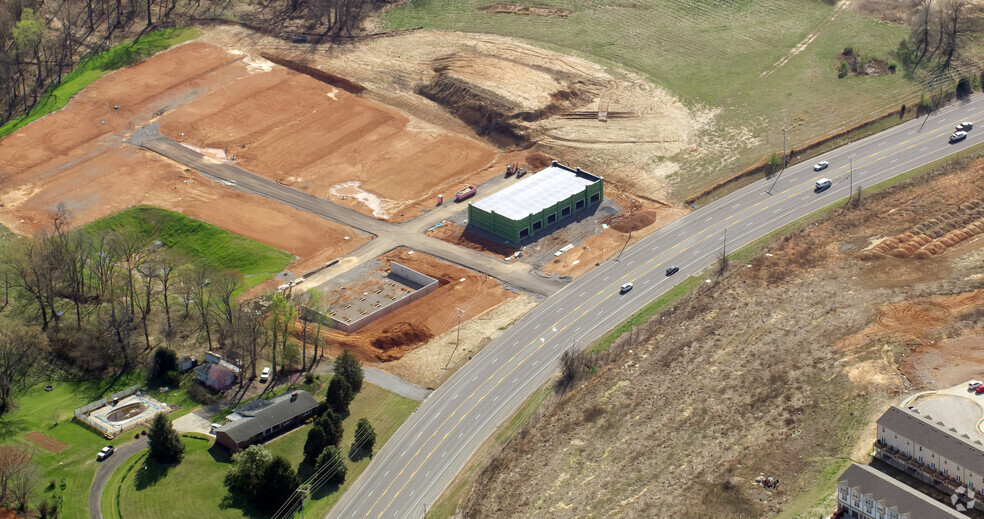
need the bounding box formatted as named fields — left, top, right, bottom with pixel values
left=615, top=200, right=634, bottom=262
left=768, top=128, right=787, bottom=195
left=444, top=308, right=466, bottom=369
left=849, top=157, right=854, bottom=201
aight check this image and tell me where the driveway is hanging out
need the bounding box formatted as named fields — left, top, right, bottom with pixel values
left=89, top=436, right=148, bottom=519
left=313, top=364, right=432, bottom=401
left=173, top=412, right=214, bottom=435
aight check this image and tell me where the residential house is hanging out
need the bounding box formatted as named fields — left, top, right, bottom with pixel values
left=837, top=463, right=965, bottom=518
left=195, top=351, right=241, bottom=392
left=874, top=405, right=984, bottom=512
left=214, top=390, right=319, bottom=452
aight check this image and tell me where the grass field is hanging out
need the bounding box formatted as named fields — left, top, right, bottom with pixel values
left=0, top=27, right=198, bottom=139
left=383, top=0, right=917, bottom=196
left=0, top=374, right=199, bottom=519
left=86, top=205, right=294, bottom=290
left=103, top=382, right=418, bottom=518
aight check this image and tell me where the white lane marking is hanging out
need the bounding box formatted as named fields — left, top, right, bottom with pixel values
left=921, top=147, right=929, bottom=151
left=907, top=130, right=915, bottom=135
left=579, top=291, right=586, bottom=297
left=602, top=275, right=610, bottom=281
left=745, top=221, right=755, bottom=227
left=705, top=216, right=713, bottom=222
left=732, top=203, right=741, bottom=208
left=890, top=158, right=898, bottom=164
left=773, top=207, right=782, bottom=214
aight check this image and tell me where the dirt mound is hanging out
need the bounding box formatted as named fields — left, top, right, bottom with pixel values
left=371, top=322, right=433, bottom=353
left=858, top=191, right=984, bottom=260
left=605, top=208, right=660, bottom=233
left=417, top=55, right=603, bottom=148
left=524, top=151, right=553, bottom=170
left=482, top=3, right=572, bottom=16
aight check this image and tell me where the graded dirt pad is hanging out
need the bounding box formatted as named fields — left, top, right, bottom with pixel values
left=24, top=432, right=68, bottom=453
left=454, top=153, right=984, bottom=518
left=198, top=27, right=696, bottom=204
left=320, top=248, right=518, bottom=363
left=0, top=146, right=366, bottom=274
left=0, top=42, right=370, bottom=272
left=153, top=45, right=498, bottom=221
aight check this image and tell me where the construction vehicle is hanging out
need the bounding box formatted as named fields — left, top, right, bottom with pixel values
left=455, top=185, right=477, bottom=201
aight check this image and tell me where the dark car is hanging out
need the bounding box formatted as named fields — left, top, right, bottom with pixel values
left=97, top=445, right=114, bottom=461
left=665, top=265, right=680, bottom=276
left=956, top=121, right=974, bottom=132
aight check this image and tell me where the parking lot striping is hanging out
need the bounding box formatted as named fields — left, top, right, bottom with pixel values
left=361, top=111, right=981, bottom=518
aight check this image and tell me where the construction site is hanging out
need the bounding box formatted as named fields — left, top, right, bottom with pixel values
left=0, top=27, right=694, bottom=373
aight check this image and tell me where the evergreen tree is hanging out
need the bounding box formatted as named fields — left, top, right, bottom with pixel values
left=353, top=418, right=376, bottom=453
left=147, top=412, right=184, bottom=463
left=303, top=425, right=328, bottom=464
left=325, top=375, right=354, bottom=415
left=257, top=456, right=299, bottom=513
left=151, top=347, right=177, bottom=379
left=315, top=445, right=347, bottom=486
left=318, top=412, right=344, bottom=446
left=333, top=350, right=364, bottom=393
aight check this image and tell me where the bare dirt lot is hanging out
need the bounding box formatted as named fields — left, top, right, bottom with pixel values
left=454, top=155, right=984, bottom=518
left=152, top=44, right=499, bottom=221
left=199, top=27, right=696, bottom=205
left=318, top=248, right=519, bottom=364
left=24, top=431, right=69, bottom=453
left=0, top=42, right=368, bottom=273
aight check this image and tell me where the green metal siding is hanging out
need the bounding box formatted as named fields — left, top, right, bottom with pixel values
left=468, top=177, right=604, bottom=243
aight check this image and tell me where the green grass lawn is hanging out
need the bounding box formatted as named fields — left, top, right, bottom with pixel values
left=383, top=0, right=916, bottom=196
left=105, top=381, right=418, bottom=518
left=0, top=26, right=198, bottom=138
left=0, top=373, right=200, bottom=519
left=86, top=205, right=295, bottom=290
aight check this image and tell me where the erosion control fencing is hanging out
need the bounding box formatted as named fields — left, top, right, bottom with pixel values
left=74, top=385, right=140, bottom=438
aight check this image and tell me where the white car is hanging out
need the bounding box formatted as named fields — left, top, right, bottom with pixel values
left=813, top=161, right=829, bottom=172
left=259, top=366, right=271, bottom=383
left=970, top=380, right=983, bottom=388
left=950, top=131, right=968, bottom=143
left=97, top=446, right=114, bottom=461
left=619, top=283, right=634, bottom=294
left=815, top=178, right=832, bottom=191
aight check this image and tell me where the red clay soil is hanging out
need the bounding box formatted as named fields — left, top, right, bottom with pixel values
left=320, top=247, right=517, bottom=362
left=0, top=42, right=368, bottom=273
left=24, top=431, right=69, bottom=453
left=153, top=44, right=499, bottom=221
left=427, top=222, right=519, bottom=259
left=902, top=334, right=984, bottom=389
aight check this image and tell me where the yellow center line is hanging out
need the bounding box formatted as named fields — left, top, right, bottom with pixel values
left=364, top=111, right=980, bottom=518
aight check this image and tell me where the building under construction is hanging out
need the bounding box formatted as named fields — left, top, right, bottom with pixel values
left=467, top=161, right=603, bottom=243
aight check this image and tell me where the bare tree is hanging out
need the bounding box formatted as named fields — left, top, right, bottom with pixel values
left=189, top=263, right=216, bottom=350
left=154, top=249, right=185, bottom=333
left=8, top=462, right=38, bottom=511
left=0, top=323, right=48, bottom=415
left=213, top=269, right=244, bottom=329
left=0, top=445, right=32, bottom=504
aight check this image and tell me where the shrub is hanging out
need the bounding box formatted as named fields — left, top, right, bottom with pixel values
left=163, top=370, right=181, bottom=387
left=842, top=46, right=853, bottom=56
left=304, top=372, right=316, bottom=385
left=838, top=60, right=849, bottom=78
left=187, top=383, right=216, bottom=404
left=957, top=77, right=972, bottom=100
left=888, top=62, right=897, bottom=73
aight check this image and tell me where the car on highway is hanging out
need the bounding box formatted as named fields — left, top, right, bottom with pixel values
left=97, top=445, right=115, bottom=461
left=950, top=131, right=968, bottom=143
left=813, top=160, right=829, bottom=171
left=665, top=265, right=680, bottom=276
left=956, top=121, right=974, bottom=132
left=815, top=178, right=832, bottom=191
left=619, top=283, right=633, bottom=294
left=260, top=366, right=271, bottom=383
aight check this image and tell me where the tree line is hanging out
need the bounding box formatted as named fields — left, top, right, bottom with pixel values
left=899, top=0, right=983, bottom=76
left=0, top=207, right=340, bottom=416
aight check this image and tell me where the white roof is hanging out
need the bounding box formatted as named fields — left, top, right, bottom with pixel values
left=472, top=165, right=601, bottom=220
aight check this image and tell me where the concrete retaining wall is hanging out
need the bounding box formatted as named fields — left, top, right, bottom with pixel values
left=311, top=262, right=439, bottom=333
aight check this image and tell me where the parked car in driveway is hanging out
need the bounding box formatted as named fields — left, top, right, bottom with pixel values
left=620, top=283, right=633, bottom=294
left=813, top=160, right=829, bottom=171
left=260, top=366, right=271, bottom=383
left=956, top=121, right=974, bottom=132
left=970, top=380, right=983, bottom=389
left=665, top=266, right=680, bottom=276
left=815, top=178, right=832, bottom=191
left=97, top=445, right=114, bottom=461
left=975, top=384, right=984, bottom=395
left=950, top=131, right=968, bottom=143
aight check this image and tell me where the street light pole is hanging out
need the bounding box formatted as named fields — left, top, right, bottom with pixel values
left=768, top=127, right=787, bottom=195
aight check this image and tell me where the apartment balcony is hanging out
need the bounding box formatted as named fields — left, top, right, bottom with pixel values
left=898, top=452, right=912, bottom=462
left=906, top=458, right=923, bottom=468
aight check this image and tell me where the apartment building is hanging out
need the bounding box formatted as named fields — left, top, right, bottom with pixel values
left=837, top=463, right=965, bottom=518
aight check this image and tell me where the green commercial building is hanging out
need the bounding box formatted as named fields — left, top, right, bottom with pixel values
left=467, top=161, right=603, bottom=243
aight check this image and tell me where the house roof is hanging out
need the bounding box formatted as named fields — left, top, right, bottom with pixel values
left=839, top=463, right=964, bottom=518
left=471, top=162, right=602, bottom=220
left=878, top=405, right=984, bottom=474
left=217, top=390, right=318, bottom=444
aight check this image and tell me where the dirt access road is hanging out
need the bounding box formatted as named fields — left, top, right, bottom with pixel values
left=132, top=125, right=564, bottom=296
